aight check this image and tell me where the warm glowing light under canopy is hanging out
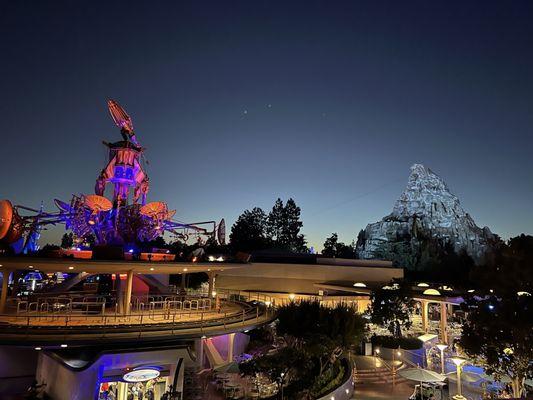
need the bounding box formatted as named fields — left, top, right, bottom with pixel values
left=123, top=368, right=160, bottom=383
left=353, top=282, right=366, bottom=288
left=450, top=357, right=467, bottom=367
left=423, top=289, right=441, bottom=296
left=417, top=282, right=430, bottom=287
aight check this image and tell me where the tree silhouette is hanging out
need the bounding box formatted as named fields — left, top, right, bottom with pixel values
left=267, top=198, right=307, bottom=252
left=459, top=234, right=533, bottom=398
left=229, top=207, right=270, bottom=252
left=60, top=232, right=74, bottom=249
left=322, top=233, right=356, bottom=258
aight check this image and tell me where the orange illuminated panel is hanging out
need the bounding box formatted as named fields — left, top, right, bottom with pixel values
left=63, top=249, right=93, bottom=259
left=139, top=253, right=176, bottom=262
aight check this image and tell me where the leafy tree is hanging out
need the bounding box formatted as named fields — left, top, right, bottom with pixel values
left=459, top=234, right=533, bottom=398
left=229, top=207, right=270, bottom=252
left=471, top=234, right=533, bottom=296
left=140, top=236, right=169, bottom=251
left=243, top=301, right=364, bottom=399
left=60, top=232, right=74, bottom=249
left=240, top=346, right=313, bottom=397
left=266, top=198, right=285, bottom=244
left=267, top=198, right=307, bottom=252
left=277, top=300, right=366, bottom=374
left=282, top=198, right=307, bottom=252
left=460, top=294, right=533, bottom=398
left=322, top=233, right=339, bottom=257
left=369, top=280, right=415, bottom=337
left=322, top=233, right=356, bottom=258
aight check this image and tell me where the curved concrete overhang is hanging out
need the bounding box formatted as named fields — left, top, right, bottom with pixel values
left=0, top=256, right=246, bottom=274
left=44, top=342, right=195, bottom=372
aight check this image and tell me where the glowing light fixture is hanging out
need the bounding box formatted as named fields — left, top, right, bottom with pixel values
left=60, top=344, right=68, bottom=348
left=69, top=266, right=74, bottom=270
left=436, top=344, right=448, bottom=374
left=450, top=357, right=467, bottom=400
left=35, top=347, right=42, bottom=351
left=123, top=368, right=160, bottom=383
left=150, top=267, right=154, bottom=271
left=289, top=293, right=296, bottom=300
left=353, top=282, right=366, bottom=288
left=517, top=291, right=531, bottom=296
left=423, top=289, right=441, bottom=296
left=417, top=282, right=430, bottom=287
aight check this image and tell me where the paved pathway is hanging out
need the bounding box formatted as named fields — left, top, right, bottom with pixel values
left=354, top=381, right=414, bottom=400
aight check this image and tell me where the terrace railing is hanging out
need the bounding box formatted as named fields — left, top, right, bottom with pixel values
left=0, top=289, right=276, bottom=342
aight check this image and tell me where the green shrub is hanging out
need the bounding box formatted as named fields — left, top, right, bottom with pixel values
left=309, top=361, right=346, bottom=398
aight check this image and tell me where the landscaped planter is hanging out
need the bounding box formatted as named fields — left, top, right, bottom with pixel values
left=316, top=358, right=354, bottom=400
left=370, top=335, right=425, bottom=366
left=374, top=345, right=425, bottom=367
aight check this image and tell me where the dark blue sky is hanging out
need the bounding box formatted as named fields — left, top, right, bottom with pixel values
left=1, top=1, right=532, bottom=249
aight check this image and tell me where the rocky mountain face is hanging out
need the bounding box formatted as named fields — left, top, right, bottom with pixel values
left=356, top=164, right=497, bottom=266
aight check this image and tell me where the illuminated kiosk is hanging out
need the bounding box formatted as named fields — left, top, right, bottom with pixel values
left=0, top=101, right=272, bottom=400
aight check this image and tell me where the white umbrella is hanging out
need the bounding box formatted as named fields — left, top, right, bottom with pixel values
left=399, top=368, right=446, bottom=383
left=479, top=373, right=512, bottom=384
left=446, top=371, right=482, bottom=384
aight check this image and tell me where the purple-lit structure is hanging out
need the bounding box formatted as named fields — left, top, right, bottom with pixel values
left=0, top=100, right=225, bottom=251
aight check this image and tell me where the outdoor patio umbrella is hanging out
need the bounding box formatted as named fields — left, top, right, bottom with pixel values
left=479, top=373, right=512, bottom=384
left=399, top=368, right=446, bottom=383
left=214, top=361, right=240, bottom=374
left=446, top=371, right=482, bottom=384
left=399, top=368, right=446, bottom=399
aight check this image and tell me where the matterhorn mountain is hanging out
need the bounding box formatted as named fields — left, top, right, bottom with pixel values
left=356, top=164, right=498, bottom=266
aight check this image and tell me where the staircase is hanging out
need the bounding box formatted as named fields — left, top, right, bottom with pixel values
left=353, top=356, right=408, bottom=385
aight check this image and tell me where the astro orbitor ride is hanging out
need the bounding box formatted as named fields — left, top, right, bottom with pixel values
left=0, top=100, right=225, bottom=253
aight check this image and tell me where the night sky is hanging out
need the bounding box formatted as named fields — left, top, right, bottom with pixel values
left=1, top=1, right=532, bottom=250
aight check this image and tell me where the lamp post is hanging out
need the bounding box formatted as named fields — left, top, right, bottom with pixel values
left=450, top=357, right=467, bottom=400
left=436, top=344, right=448, bottom=374
left=392, top=348, right=402, bottom=386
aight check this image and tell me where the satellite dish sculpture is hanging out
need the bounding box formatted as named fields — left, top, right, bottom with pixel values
left=0, top=100, right=226, bottom=253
